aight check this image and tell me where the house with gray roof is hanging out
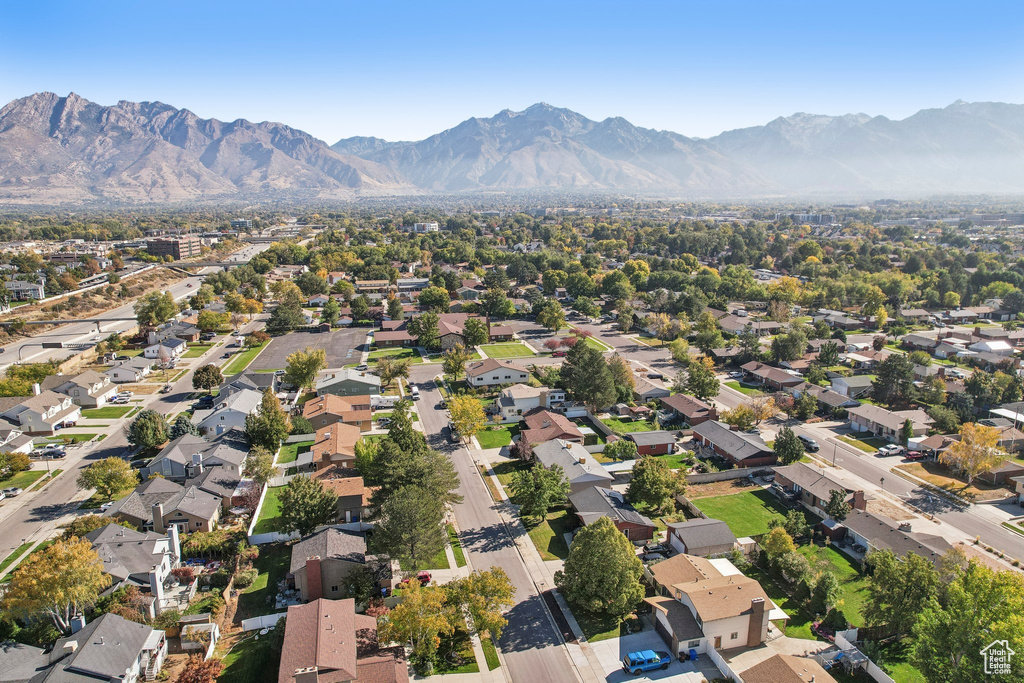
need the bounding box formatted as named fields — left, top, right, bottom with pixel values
left=288, top=528, right=392, bottom=601
left=830, top=374, right=875, bottom=399
left=47, top=613, right=167, bottom=683
left=0, top=641, right=50, bottom=682
left=774, top=463, right=866, bottom=518
left=42, top=370, right=118, bottom=408
left=85, top=524, right=183, bottom=618
left=568, top=487, right=655, bottom=543
left=106, top=355, right=156, bottom=383
left=104, top=477, right=222, bottom=534
left=841, top=509, right=952, bottom=569
left=847, top=404, right=933, bottom=442
left=140, top=430, right=248, bottom=481
left=0, top=389, right=81, bottom=435
left=532, top=439, right=614, bottom=494
left=666, top=518, right=737, bottom=557
left=315, top=369, right=381, bottom=398
left=624, top=430, right=678, bottom=455
left=191, top=388, right=264, bottom=436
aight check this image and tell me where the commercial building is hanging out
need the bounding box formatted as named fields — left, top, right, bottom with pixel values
left=146, top=235, right=203, bottom=260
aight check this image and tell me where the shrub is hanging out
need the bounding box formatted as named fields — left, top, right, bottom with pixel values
left=233, top=566, right=258, bottom=588
left=171, top=566, right=196, bottom=583
left=208, top=568, right=232, bottom=588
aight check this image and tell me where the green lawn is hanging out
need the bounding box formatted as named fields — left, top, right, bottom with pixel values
left=724, top=380, right=761, bottom=396
left=434, top=629, right=480, bottom=675
left=797, top=544, right=869, bottom=625
left=447, top=524, right=467, bottom=568
left=182, top=343, right=214, bottom=358
left=400, top=544, right=450, bottom=571
left=476, top=424, right=520, bottom=449
left=693, top=489, right=818, bottom=538
left=0, top=470, right=46, bottom=491
left=878, top=640, right=927, bottom=683
left=367, top=346, right=422, bottom=363
left=276, top=441, right=313, bottom=465
left=481, top=636, right=500, bottom=670
left=525, top=508, right=573, bottom=561
left=600, top=416, right=657, bottom=434
left=218, top=632, right=281, bottom=683
left=81, top=406, right=134, bottom=419
left=252, top=486, right=286, bottom=534
left=582, top=335, right=613, bottom=352
left=491, top=459, right=528, bottom=488
left=0, top=542, right=34, bottom=575
left=374, top=410, right=418, bottom=422
left=839, top=435, right=887, bottom=453
left=222, top=342, right=267, bottom=375
left=744, top=561, right=817, bottom=640
left=656, top=451, right=693, bottom=470
left=235, top=542, right=290, bottom=622
left=480, top=342, right=535, bottom=358
left=574, top=611, right=636, bottom=643
left=54, top=433, right=98, bottom=444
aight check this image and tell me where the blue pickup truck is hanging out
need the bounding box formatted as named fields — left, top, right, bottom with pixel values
left=621, top=650, right=671, bottom=675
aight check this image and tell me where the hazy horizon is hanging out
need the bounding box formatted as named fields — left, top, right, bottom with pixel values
left=3, top=1, right=1023, bottom=142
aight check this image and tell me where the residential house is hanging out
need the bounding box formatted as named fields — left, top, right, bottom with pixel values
left=941, top=309, right=979, bottom=325
left=646, top=553, right=722, bottom=597
left=4, top=279, right=45, bottom=300
left=493, top=384, right=566, bottom=422
left=568, top=487, right=655, bottom=543
left=106, top=356, right=156, bottom=383
left=327, top=272, right=346, bottom=286
left=0, top=420, right=33, bottom=455
left=969, top=339, right=1015, bottom=356
left=719, top=317, right=786, bottom=335
left=218, top=371, right=277, bottom=396
left=278, top=598, right=408, bottom=683
left=191, top=388, right=264, bottom=436
left=634, top=376, right=670, bottom=403
left=307, top=294, right=330, bottom=307
left=710, top=346, right=743, bottom=364
left=309, top=423, right=362, bottom=473
left=901, top=333, right=939, bottom=352
left=519, top=408, right=583, bottom=444
left=437, top=313, right=489, bottom=349
left=0, top=389, right=81, bottom=435
left=691, top=421, right=777, bottom=468
left=42, top=370, right=117, bottom=408
left=185, top=467, right=244, bottom=511
left=302, top=394, right=373, bottom=432
left=396, top=277, right=429, bottom=295
left=841, top=509, right=951, bottom=568
left=740, top=654, right=836, bottom=683
left=978, top=459, right=1024, bottom=486
left=315, top=369, right=382, bottom=398
left=141, top=430, right=249, bottom=481
left=289, top=529, right=387, bottom=601
left=373, top=329, right=417, bottom=348
left=48, top=613, right=167, bottom=683
left=740, top=361, right=803, bottom=391
left=488, top=324, right=514, bottom=342
left=659, top=394, right=717, bottom=426
left=148, top=321, right=201, bottom=345
left=846, top=404, right=934, bottom=442
left=774, top=463, right=866, bottom=517
left=86, top=524, right=183, bottom=617
left=532, top=439, right=613, bottom=493
left=666, top=519, right=737, bottom=558
left=143, top=338, right=187, bottom=362
left=625, top=430, right=677, bottom=455
left=899, top=308, right=931, bottom=323
left=104, top=478, right=221, bottom=533
left=466, top=359, right=529, bottom=388
left=830, top=375, right=875, bottom=399
left=791, top=383, right=860, bottom=415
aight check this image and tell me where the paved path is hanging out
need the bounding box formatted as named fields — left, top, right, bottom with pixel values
left=409, top=365, right=582, bottom=683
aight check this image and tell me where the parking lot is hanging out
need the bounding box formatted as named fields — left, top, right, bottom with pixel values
left=248, top=328, right=368, bottom=371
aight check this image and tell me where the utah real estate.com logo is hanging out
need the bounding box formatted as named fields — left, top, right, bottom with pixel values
left=981, top=639, right=1015, bottom=676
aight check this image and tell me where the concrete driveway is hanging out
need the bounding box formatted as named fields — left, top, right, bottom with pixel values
left=589, top=630, right=720, bottom=682
left=250, top=327, right=368, bottom=370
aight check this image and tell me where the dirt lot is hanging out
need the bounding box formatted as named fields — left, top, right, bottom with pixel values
left=249, top=327, right=368, bottom=371
left=686, top=478, right=762, bottom=500
left=867, top=497, right=915, bottom=521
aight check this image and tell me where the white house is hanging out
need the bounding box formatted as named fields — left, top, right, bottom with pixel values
left=0, top=389, right=82, bottom=435
left=4, top=279, right=45, bottom=300
left=43, top=370, right=118, bottom=408
left=191, top=388, right=263, bottom=436
left=466, top=359, right=530, bottom=388
left=144, top=338, right=187, bottom=361
left=969, top=339, right=1015, bottom=356
left=492, top=384, right=566, bottom=422
left=107, top=356, right=156, bottom=383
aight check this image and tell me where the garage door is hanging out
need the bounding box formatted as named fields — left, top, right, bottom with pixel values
left=653, top=616, right=674, bottom=651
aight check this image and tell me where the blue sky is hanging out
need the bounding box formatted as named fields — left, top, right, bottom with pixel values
left=2, top=1, right=1022, bottom=142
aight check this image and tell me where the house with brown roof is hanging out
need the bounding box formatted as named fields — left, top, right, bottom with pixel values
left=774, top=463, right=866, bottom=518
left=520, top=408, right=584, bottom=445
left=568, top=486, right=655, bottom=543
left=492, top=384, right=566, bottom=422
left=374, top=329, right=417, bottom=348
left=278, top=598, right=408, bottom=683
left=740, top=361, right=803, bottom=391
left=646, top=554, right=722, bottom=596
left=310, top=424, right=362, bottom=472
left=740, top=654, right=836, bottom=683
left=659, top=394, right=717, bottom=426
left=847, top=404, right=934, bottom=443
left=465, top=358, right=529, bottom=388
left=691, top=420, right=777, bottom=468
left=303, top=395, right=373, bottom=432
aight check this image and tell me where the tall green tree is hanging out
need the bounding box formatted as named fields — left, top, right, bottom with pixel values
left=686, top=357, right=720, bottom=401
left=134, top=291, right=177, bottom=328
left=350, top=294, right=371, bottom=321
left=279, top=475, right=338, bottom=536
left=555, top=517, right=644, bottom=618
left=169, top=414, right=200, bottom=440
left=127, top=409, right=169, bottom=449
left=441, top=344, right=472, bottom=381
left=77, top=457, right=139, bottom=500
left=872, top=354, right=917, bottom=407
left=245, top=389, right=292, bottom=451
left=408, top=311, right=440, bottom=351
left=462, top=316, right=489, bottom=347
left=774, top=427, right=805, bottom=465
left=284, top=347, right=328, bottom=391
left=864, top=549, right=940, bottom=635
left=536, top=300, right=566, bottom=333
left=480, top=288, right=514, bottom=319
left=445, top=568, right=515, bottom=640
left=626, top=455, right=685, bottom=514
left=508, top=463, right=569, bottom=520
left=243, top=445, right=275, bottom=486
left=321, top=297, right=341, bottom=326
left=192, top=364, right=223, bottom=391
left=824, top=489, right=851, bottom=522
left=417, top=286, right=451, bottom=313
left=373, top=485, right=447, bottom=569
left=560, top=342, right=616, bottom=412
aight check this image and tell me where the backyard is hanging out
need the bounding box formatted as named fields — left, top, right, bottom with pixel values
left=692, top=489, right=817, bottom=538
left=252, top=486, right=286, bottom=534
left=480, top=342, right=535, bottom=358
left=235, top=542, right=290, bottom=622
left=276, top=440, right=313, bottom=465
left=600, top=416, right=658, bottom=434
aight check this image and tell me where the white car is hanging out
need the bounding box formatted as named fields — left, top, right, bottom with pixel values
left=118, top=390, right=134, bottom=397
left=876, top=444, right=905, bottom=457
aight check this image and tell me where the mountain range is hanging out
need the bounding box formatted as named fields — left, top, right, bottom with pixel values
left=2, top=92, right=1024, bottom=204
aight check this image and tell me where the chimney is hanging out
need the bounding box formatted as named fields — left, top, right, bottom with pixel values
left=305, top=556, right=323, bottom=601
left=32, top=383, right=40, bottom=396
left=746, top=597, right=766, bottom=647
left=150, top=568, right=164, bottom=606
left=851, top=490, right=867, bottom=511
left=63, top=640, right=78, bottom=654
left=152, top=503, right=165, bottom=533
left=70, top=614, right=87, bottom=634
left=293, top=667, right=319, bottom=683
left=167, top=524, right=181, bottom=562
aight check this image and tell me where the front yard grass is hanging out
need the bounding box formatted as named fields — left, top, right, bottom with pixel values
left=476, top=424, right=520, bottom=449
left=524, top=508, right=573, bottom=561
left=724, top=380, right=762, bottom=396
left=0, top=542, right=34, bottom=574
left=0, top=470, right=46, bottom=491
left=182, top=343, right=214, bottom=358
left=252, top=486, right=286, bottom=534
left=235, top=542, right=290, bottom=622
left=693, top=489, right=818, bottom=538
left=276, top=440, right=313, bottom=465
left=839, top=435, right=888, bottom=453
left=222, top=342, right=267, bottom=375
left=54, top=432, right=99, bottom=444
left=581, top=335, right=613, bottom=352
left=480, top=635, right=500, bottom=670
left=367, top=346, right=423, bottom=364
left=480, top=342, right=535, bottom=358
left=81, top=405, right=134, bottom=419
left=896, top=461, right=1010, bottom=502
left=399, top=543, right=450, bottom=571
left=491, top=459, right=528, bottom=488
left=434, top=629, right=479, bottom=675
left=574, top=611, right=630, bottom=643
left=600, top=416, right=658, bottom=434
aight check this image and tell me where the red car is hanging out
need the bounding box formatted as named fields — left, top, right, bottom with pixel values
left=904, top=451, right=928, bottom=461
left=399, top=571, right=432, bottom=588
left=552, top=350, right=566, bottom=357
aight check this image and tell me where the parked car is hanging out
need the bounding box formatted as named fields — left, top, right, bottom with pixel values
left=904, top=451, right=928, bottom=461
left=355, top=363, right=369, bottom=371
left=640, top=552, right=667, bottom=563
left=622, top=650, right=671, bottom=675
left=643, top=542, right=670, bottom=555
left=377, top=418, right=392, bottom=427
left=647, top=372, right=664, bottom=380
left=399, top=571, right=432, bottom=587
left=118, top=390, right=134, bottom=397
left=110, top=396, right=129, bottom=405
left=798, top=434, right=820, bottom=452
left=552, top=350, right=566, bottom=357
left=100, top=500, right=115, bottom=510
left=728, top=371, right=743, bottom=379
left=200, top=332, right=216, bottom=341
left=160, top=384, right=173, bottom=394
left=876, top=444, right=906, bottom=457
left=410, top=386, right=420, bottom=400
left=3, top=487, right=23, bottom=497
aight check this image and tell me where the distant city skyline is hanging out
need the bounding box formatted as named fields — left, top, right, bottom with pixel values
left=2, top=1, right=1023, bottom=143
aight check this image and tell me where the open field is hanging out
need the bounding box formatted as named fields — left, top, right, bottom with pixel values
left=480, top=342, right=535, bottom=358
